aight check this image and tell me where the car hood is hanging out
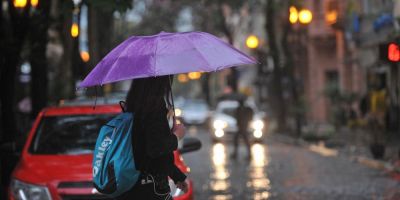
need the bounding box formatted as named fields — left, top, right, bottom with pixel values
left=213, top=113, right=236, bottom=127
left=13, top=152, right=189, bottom=184
left=13, top=154, right=93, bottom=184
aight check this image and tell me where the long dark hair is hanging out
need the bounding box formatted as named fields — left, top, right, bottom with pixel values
left=125, top=75, right=174, bottom=115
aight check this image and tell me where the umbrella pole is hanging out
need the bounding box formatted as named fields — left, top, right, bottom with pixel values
left=169, top=75, right=176, bottom=129
left=93, top=86, right=98, bottom=110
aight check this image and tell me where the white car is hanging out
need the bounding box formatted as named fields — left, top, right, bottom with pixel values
left=210, top=100, right=266, bottom=142
left=176, top=99, right=210, bottom=126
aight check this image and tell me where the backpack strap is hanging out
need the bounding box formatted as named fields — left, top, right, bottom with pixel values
left=119, top=101, right=126, bottom=112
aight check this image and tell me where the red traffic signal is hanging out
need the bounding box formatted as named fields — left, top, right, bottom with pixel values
left=379, top=42, right=400, bottom=63
left=388, top=43, right=399, bottom=62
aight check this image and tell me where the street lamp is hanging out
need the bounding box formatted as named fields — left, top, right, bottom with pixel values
left=178, top=74, right=189, bottom=83
left=325, top=10, right=338, bottom=25
left=71, top=22, right=79, bottom=38
left=289, top=6, right=312, bottom=25
left=70, top=1, right=80, bottom=38
left=31, top=0, right=39, bottom=8
left=246, top=35, right=259, bottom=49
left=80, top=51, right=90, bottom=62
left=188, top=72, right=201, bottom=80
left=298, top=9, right=312, bottom=24
left=287, top=5, right=312, bottom=137
left=13, top=0, right=27, bottom=8
left=289, top=6, right=298, bottom=24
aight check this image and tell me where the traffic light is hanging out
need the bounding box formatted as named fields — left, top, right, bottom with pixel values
left=387, top=43, right=399, bottom=62
left=379, top=42, right=400, bottom=62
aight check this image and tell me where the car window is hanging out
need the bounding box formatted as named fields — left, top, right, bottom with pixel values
left=221, top=108, right=236, bottom=117
left=29, top=114, right=116, bottom=155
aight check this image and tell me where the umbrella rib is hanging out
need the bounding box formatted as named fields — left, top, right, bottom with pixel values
left=182, top=34, right=214, bottom=72
left=101, top=37, right=144, bottom=84
left=203, top=32, right=258, bottom=64
left=153, top=36, right=160, bottom=76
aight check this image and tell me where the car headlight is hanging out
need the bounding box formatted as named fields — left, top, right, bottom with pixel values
left=175, top=108, right=182, bottom=117
left=253, top=130, right=263, bottom=138
left=169, top=179, right=188, bottom=197
left=251, top=120, right=264, bottom=130
left=215, top=129, right=224, bottom=138
left=213, top=120, right=227, bottom=129
left=10, top=179, right=52, bottom=200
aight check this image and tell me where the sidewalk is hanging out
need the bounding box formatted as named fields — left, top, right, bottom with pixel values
left=326, top=127, right=399, bottom=161
left=269, top=129, right=400, bottom=181
left=326, top=127, right=400, bottom=181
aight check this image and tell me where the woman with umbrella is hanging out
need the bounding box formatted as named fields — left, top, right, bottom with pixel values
left=80, top=31, right=256, bottom=199
left=116, top=75, right=187, bottom=199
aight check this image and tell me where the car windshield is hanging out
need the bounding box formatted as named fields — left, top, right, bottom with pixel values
left=184, top=103, right=208, bottom=111
left=221, top=107, right=236, bottom=117
left=29, top=114, right=116, bottom=155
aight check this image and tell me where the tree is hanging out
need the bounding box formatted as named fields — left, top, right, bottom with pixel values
left=29, top=0, right=52, bottom=118
left=0, top=0, right=31, bottom=143
left=191, top=0, right=249, bottom=104
left=265, top=0, right=288, bottom=132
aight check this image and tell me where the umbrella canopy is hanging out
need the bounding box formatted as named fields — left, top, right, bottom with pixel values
left=79, top=31, right=256, bottom=88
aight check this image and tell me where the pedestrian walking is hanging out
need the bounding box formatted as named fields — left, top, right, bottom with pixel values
left=78, top=31, right=256, bottom=198
left=231, top=99, right=254, bottom=160
left=116, top=75, right=188, bottom=200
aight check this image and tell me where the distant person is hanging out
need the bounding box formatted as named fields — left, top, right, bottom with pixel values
left=231, top=99, right=254, bottom=159
left=117, top=75, right=187, bottom=200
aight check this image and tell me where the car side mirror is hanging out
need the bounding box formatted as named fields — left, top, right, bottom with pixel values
left=179, top=137, right=201, bottom=154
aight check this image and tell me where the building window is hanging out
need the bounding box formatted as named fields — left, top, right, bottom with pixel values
left=326, top=70, right=339, bottom=92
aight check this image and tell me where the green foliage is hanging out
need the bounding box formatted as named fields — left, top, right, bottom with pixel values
left=323, top=82, right=358, bottom=104
left=323, top=83, right=359, bottom=126
left=86, top=0, right=133, bottom=13
left=132, top=4, right=181, bottom=35
left=201, top=0, right=246, bottom=10
left=290, top=95, right=308, bottom=115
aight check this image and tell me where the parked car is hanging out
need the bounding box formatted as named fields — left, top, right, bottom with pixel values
left=7, top=103, right=201, bottom=200
left=209, top=100, right=267, bottom=142
left=179, top=99, right=210, bottom=126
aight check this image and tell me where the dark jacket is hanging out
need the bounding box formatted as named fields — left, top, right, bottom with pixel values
left=131, top=107, right=186, bottom=184
left=235, top=105, right=254, bottom=131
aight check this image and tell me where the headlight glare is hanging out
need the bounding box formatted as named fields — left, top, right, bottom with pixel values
left=215, top=129, right=224, bottom=138
left=213, top=120, right=227, bottom=129
left=252, top=120, right=264, bottom=130
left=10, top=179, right=51, bottom=200
left=175, top=108, right=182, bottom=117
left=253, top=130, right=263, bottom=138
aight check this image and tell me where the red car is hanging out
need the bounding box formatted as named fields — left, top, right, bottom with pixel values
left=8, top=104, right=200, bottom=200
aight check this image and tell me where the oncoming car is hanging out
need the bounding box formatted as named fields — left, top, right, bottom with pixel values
left=177, top=99, right=210, bottom=126
left=8, top=104, right=200, bottom=200
left=209, top=100, right=267, bottom=142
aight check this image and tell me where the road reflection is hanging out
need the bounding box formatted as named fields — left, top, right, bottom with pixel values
left=249, top=143, right=271, bottom=200
left=209, top=142, right=271, bottom=200
left=210, top=143, right=231, bottom=193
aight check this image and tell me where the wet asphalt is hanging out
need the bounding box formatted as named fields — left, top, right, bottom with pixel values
left=182, top=126, right=400, bottom=200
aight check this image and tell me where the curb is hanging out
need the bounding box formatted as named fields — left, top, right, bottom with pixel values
left=355, top=156, right=393, bottom=171
left=305, top=141, right=400, bottom=178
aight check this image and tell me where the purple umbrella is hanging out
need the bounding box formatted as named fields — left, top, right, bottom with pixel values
left=79, top=31, right=256, bottom=88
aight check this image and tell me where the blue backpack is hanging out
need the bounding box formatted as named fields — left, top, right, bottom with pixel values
left=92, top=112, right=140, bottom=198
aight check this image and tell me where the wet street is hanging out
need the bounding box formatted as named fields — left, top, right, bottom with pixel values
left=182, top=127, right=400, bottom=200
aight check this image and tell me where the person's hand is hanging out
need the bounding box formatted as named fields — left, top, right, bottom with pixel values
left=176, top=181, right=188, bottom=193
left=173, top=120, right=185, bottom=140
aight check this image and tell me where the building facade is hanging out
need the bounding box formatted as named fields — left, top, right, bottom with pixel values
left=301, top=0, right=397, bottom=125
